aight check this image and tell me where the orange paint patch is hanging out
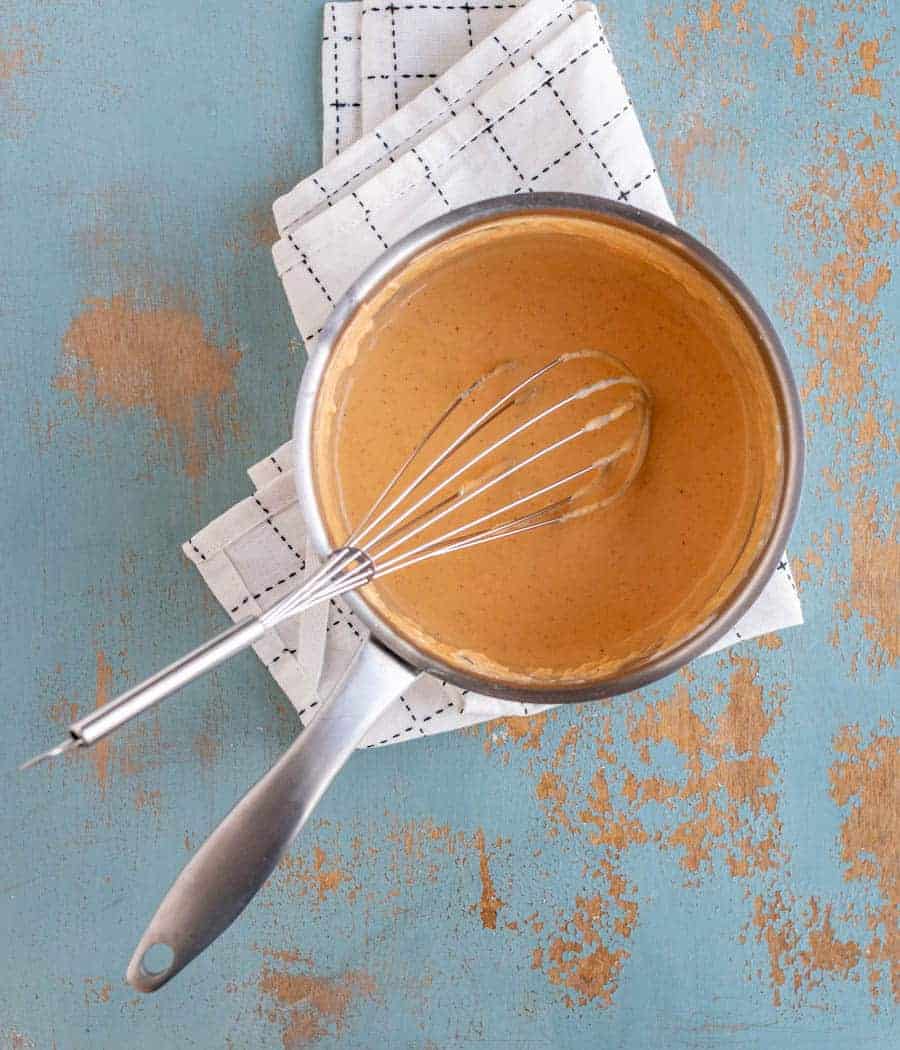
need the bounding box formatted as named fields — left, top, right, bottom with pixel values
left=791, top=6, right=816, bottom=76
left=716, top=654, right=778, bottom=756
left=664, top=113, right=717, bottom=218
left=49, top=696, right=80, bottom=725
left=784, top=152, right=896, bottom=426
left=490, top=710, right=549, bottom=752
left=1, top=24, right=40, bottom=80
left=855, top=261, right=891, bottom=304
left=192, top=691, right=229, bottom=771
left=830, top=725, right=899, bottom=1006
left=116, top=716, right=169, bottom=778
left=834, top=21, right=855, bottom=50
left=579, top=766, right=649, bottom=853
left=698, top=1, right=722, bottom=34
left=851, top=76, right=882, bottom=98
left=4, top=1033, right=35, bottom=1050
left=257, top=959, right=377, bottom=1048
left=849, top=489, right=899, bottom=670
left=278, top=846, right=350, bottom=904
left=858, top=38, right=882, bottom=73
left=258, top=947, right=314, bottom=966
left=750, top=892, right=867, bottom=1006
left=850, top=406, right=892, bottom=484
left=90, top=650, right=114, bottom=797
left=192, top=731, right=219, bottom=769
left=83, top=977, right=112, bottom=1005
left=381, top=818, right=470, bottom=889
left=133, top=787, right=162, bottom=817
left=751, top=890, right=798, bottom=1006
left=852, top=38, right=883, bottom=97
left=747, top=725, right=897, bottom=1010
left=665, top=23, right=692, bottom=67
left=244, top=204, right=277, bottom=248
left=0, top=24, right=43, bottom=135
left=552, top=723, right=580, bottom=767
left=473, top=828, right=505, bottom=930
left=55, top=291, right=241, bottom=479
left=799, top=903, right=862, bottom=983
left=625, top=658, right=785, bottom=877
left=629, top=681, right=708, bottom=767
left=0, top=43, right=26, bottom=81
left=545, top=894, right=628, bottom=1006
left=535, top=769, right=575, bottom=835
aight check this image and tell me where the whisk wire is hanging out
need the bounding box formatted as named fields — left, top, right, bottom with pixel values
left=261, top=354, right=649, bottom=626
left=361, top=370, right=643, bottom=559
left=351, top=355, right=567, bottom=551
left=371, top=398, right=637, bottom=564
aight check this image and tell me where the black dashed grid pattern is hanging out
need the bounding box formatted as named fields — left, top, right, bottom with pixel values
left=275, top=0, right=580, bottom=234
left=322, top=2, right=364, bottom=162
left=360, top=0, right=523, bottom=129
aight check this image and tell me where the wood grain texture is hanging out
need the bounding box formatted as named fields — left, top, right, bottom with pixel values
left=0, top=1, right=895, bottom=1047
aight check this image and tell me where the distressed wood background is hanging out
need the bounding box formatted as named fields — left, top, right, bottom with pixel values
left=0, top=1, right=896, bottom=1047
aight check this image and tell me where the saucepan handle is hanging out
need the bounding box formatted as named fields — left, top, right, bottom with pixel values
left=126, top=639, right=416, bottom=992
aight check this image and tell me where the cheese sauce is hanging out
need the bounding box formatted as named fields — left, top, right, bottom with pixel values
left=312, top=213, right=782, bottom=687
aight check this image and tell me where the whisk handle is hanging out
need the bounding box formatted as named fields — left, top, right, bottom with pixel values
left=69, top=617, right=266, bottom=747
left=126, top=639, right=416, bottom=992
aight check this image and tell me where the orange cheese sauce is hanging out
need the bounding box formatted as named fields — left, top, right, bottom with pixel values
left=312, top=213, right=782, bottom=688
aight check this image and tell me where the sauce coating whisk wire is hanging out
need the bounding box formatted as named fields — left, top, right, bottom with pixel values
left=22, top=351, right=650, bottom=771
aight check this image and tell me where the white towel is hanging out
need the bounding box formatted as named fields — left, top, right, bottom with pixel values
left=184, top=0, right=802, bottom=748
left=321, top=1, right=363, bottom=162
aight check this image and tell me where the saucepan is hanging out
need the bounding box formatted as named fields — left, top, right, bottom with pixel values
left=127, top=192, right=804, bottom=991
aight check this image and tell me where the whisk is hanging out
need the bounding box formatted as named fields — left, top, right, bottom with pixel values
left=22, top=351, right=650, bottom=770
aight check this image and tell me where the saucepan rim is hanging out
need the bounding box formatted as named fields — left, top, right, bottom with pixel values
left=293, top=192, right=804, bottom=704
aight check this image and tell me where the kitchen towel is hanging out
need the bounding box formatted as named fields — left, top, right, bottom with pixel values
left=321, top=1, right=363, bottom=162
left=184, top=0, right=802, bottom=747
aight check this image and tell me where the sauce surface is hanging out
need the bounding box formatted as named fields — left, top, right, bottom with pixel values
left=313, top=213, right=781, bottom=688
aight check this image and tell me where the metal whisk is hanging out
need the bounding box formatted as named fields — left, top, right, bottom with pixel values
left=23, top=351, right=650, bottom=770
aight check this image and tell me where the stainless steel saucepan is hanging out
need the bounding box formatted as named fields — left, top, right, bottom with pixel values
left=126, top=193, right=804, bottom=991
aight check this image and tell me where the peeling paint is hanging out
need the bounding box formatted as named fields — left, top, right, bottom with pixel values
left=487, top=711, right=549, bottom=753
left=473, top=828, right=505, bottom=930
left=852, top=37, right=883, bottom=96
left=133, top=787, right=161, bottom=818
left=55, top=291, right=241, bottom=479
left=535, top=769, right=574, bottom=835
left=785, top=148, right=895, bottom=422
left=90, top=650, right=114, bottom=797
left=545, top=894, right=628, bottom=1007
left=278, top=846, right=351, bottom=904
left=664, top=113, right=718, bottom=218
left=698, top=2, right=722, bottom=35
left=0, top=40, right=28, bottom=82
left=830, top=724, right=899, bottom=1007
left=3, top=1032, right=36, bottom=1050
left=0, top=23, right=43, bottom=135
left=83, top=977, right=112, bottom=1005
left=257, top=956, right=377, bottom=1048
left=849, top=489, right=898, bottom=670
left=192, top=731, right=219, bottom=769
left=791, top=6, right=816, bottom=76
left=244, top=204, right=278, bottom=249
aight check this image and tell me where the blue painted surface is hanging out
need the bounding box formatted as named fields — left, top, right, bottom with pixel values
left=0, top=2, right=896, bottom=1047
